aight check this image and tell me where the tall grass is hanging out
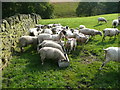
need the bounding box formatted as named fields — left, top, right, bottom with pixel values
left=2, top=13, right=120, bottom=88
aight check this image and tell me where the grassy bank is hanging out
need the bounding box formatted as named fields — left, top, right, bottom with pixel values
left=52, top=2, right=78, bottom=18
left=2, top=14, right=120, bottom=88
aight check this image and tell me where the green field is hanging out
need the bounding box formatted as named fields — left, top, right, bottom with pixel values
left=2, top=14, right=120, bottom=88
left=52, top=2, right=78, bottom=18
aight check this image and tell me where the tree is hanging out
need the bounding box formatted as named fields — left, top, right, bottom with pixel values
left=76, top=2, right=97, bottom=17
left=2, top=2, right=54, bottom=19
left=76, top=2, right=119, bottom=17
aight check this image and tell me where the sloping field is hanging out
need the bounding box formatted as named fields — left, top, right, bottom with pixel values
left=52, top=2, right=78, bottom=18
left=2, top=14, right=120, bottom=88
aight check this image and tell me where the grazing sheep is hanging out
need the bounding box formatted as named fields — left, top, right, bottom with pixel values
left=37, top=30, right=66, bottom=44
left=75, top=33, right=89, bottom=44
left=37, top=40, right=64, bottom=53
left=65, top=38, right=77, bottom=53
left=98, top=17, right=107, bottom=23
left=38, top=47, right=70, bottom=67
left=102, top=28, right=120, bottom=40
left=100, top=47, right=120, bottom=70
left=80, top=28, right=102, bottom=37
left=19, top=36, right=38, bottom=52
left=112, top=19, right=119, bottom=28
left=79, top=25, right=86, bottom=29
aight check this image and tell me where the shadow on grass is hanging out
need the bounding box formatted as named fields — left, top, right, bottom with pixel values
left=96, top=37, right=116, bottom=46
left=16, top=46, right=67, bottom=73
left=91, top=68, right=120, bottom=88
left=93, top=23, right=103, bottom=27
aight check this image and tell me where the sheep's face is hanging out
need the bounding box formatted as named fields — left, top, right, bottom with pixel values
left=58, top=59, right=70, bottom=68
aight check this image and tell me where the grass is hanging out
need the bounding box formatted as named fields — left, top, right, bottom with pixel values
left=52, top=2, right=78, bottom=18
left=2, top=13, right=120, bottom=88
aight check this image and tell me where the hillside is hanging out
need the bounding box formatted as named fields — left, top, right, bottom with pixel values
left=2, top=14, right=120, bottom=88
left=52, top=2, right=78, bottom=18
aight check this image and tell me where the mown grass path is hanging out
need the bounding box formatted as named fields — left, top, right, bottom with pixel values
left=2, top=14, right=120, bottom=88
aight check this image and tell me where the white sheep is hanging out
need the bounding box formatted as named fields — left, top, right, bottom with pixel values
left=100, top=47, right=120, bottom=70
left=28, top=28, right=42, bottom=36
left=98, top=17, right=107, bottom=23
left=65, top=38, right=77, bottom=53
left=79, top=25, right=86, bottom=29
left=42, top=28, right=53, bottom=34
left=19, top=36, right=38, bottom=52
left=75, top=33, right=89, bottom=44
left=112, top=19, right=119, bottom=28
left=37, top=30, right=66, bottom=44
left=38, top=47, right=70, bottom=67
left=37, top=40, right=64, bottom=53
left=102, top=28, right=120, bottom=40
left=80, top=28, right=102, bottom=37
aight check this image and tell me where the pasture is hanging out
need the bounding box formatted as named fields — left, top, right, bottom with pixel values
left=2, top=13, right=120, bottom=88
left=52, top=2, right=78, bottom=18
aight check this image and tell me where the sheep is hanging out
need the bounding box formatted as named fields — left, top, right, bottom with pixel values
left=79, top=25, right=86, bottom=29
left=98, top=17, right=107, bottom=23
left=42, top=28, right=53, bottom=34
left=75, top=33, right=89, bottom=44
left=38, top=47, right=70, bottom=67
left=18, top=36, right=38, bottom=52
left=28, top=28, right=42, bottom=36
left=102, top=28, right=120, bottom=40
left=37, top=40, right=64, bottom=53
left=80, top=28, right=102, bottom=37
left=99, top=47, right=120, bottom=70
left=112, top=19, right=119, bottom=28
left=35, top=24, right=45, bottom=29
left=37, top=30, right=66, bottom=44
left=65, top=38, right=77, bottom=53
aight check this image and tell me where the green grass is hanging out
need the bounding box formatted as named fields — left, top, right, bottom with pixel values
left=52, top=2, right=78, bottom=18
left=2, top=13, right=120, bottom=88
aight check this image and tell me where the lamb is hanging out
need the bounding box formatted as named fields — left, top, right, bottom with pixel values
left=99, top=47, right=120, bottom=70
left=38, top=47, right=70, bottom=67
left=112, top=19, right=119, bottom=28
left=37, top=40, right=64, bottom=53
left=102, top=28, right=120, bottom=40
left=98, top=17, right=107, bottom=23
left=19, top=36, right=38, bottom=52
left=80, top=28, right=102, bottom=37
left=37, top=30, right=66, bottom=44
left=65, top=38, right=77, bottom=53
left=79, top=25, right=86, bottom=29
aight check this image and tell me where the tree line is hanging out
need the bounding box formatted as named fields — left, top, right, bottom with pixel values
left=2, top=2, right=119, bottom=19
left=76, top=2, right=119, bottom=17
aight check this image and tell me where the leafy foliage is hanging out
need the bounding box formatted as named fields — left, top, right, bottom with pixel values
left=2, top=2, right=54, bottom=19
left=76, top=2, right=118, bottom=17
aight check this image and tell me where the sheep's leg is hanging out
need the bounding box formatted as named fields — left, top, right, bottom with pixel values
left=40, top=54, right=45, bottom=65
left=102, top=36, right=105, bottom=41
left=20, top=47, right=24, bottom=52
left=99, top=59, right=110, bottom=70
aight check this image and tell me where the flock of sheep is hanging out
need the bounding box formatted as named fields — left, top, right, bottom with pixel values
left=18, top=16, right=120, bottom=69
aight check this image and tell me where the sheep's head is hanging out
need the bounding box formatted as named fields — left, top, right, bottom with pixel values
left=58, top=59, right=70, bottom=68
